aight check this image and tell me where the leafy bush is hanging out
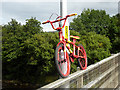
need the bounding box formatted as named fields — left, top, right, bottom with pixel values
left=24, top=32, right=59, bottom=74
left=2, top=14, right=113, bottom=87
left=70, top=9, right=119, bottom=53
left=69, top=30, right=111, bottom=72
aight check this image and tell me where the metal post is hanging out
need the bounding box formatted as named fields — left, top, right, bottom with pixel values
left=60, top=0, right=70, bottom=88
left=60, top=0, right=70, bottom=41
left=60, top=0, right=70, bottom=77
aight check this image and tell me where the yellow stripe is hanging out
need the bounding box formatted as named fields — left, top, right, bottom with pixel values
left=66, top=44, right=68, bottom=47
left=65, top=26, right=68, bottom=39
left=69, top=49, right=73, bottom=53
left=66, top=44, right=69, bottom=47
left=75, top=13, right=77, bottom=15
left=67, top=41, right=71, bottom=43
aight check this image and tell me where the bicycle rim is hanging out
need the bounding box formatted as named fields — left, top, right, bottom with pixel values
left=55, top=44, right=70, bottom=78
left=77, top=45, right=87, bottom=70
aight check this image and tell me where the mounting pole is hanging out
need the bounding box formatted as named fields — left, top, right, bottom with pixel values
left=60, top=0, right=70, bottom=41
left=60, top=0, right=70, bottom=88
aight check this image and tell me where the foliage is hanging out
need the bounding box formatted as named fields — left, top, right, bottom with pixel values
left=0, top=25, right=2, bottom=57
left=2, top=10, right=119, bottom=88
left=70, top=9, right=119, bottom=53
left=70, top=30, right=111, bottom=69
left=2, top=18, right=44, bottom=84
left=2, top=19, right=23, bottom=61
left=108, top=14, right=120, bottom=53
left=70, top=9, right=110, bottom=35
left=23, top=17, right=43, bottom=39
left=24, top=32, right=59, bottom=73
left=80, top=31, right=111, bottom=65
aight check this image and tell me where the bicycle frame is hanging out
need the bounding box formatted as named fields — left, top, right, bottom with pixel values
left=57, top=30, right=84, bottom=62
left=42, top=13, right=87, bottom=77
left=42, top=13, right=82, bottom=62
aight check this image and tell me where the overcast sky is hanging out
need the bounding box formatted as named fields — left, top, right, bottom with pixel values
left=0, top=0, right=119, bottom=31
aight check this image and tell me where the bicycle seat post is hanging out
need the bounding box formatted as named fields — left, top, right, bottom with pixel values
left=73, top=38, right=76, bottom=55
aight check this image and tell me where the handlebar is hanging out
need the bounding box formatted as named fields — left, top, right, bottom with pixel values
left=42, top=20, right=50, bottom=24
left=68, top=13, right=77, bottom=17
left=42, top=13, right=77, bottom=30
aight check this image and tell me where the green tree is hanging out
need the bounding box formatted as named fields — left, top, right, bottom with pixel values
left=2, top=19, right=26, bottom=83
left=70, top=9, right=120, bottom=53
left=70, top=9, right=111, bottom=35
left=2, top=16, right=112, bottom=88
left=109, top=14, right=120, bottom=53
left=70, top=30, right=111, bottom=66
left=22, top=32, right=59, bottom=84
left=0, top=25, right=2, bottom=54
left=23, top=17, right=43, bottom=40
left=80, top=32, right=111, bottom=65
left=70, top=15, right=85, bottom=32
left=2, top=19, right=23, bottom=61
left=2, top=18, right=43, bottom=84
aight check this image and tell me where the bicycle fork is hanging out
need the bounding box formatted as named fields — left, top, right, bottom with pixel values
left=64, top=43, right=67, bottom=62
left=65, top=44, right=75, bottom=62
left=63, top=42, right=71, bottom=62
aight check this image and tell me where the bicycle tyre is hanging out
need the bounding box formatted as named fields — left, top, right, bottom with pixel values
left=55, top=44, right=70, bottom=78
left=77, top=44, right=87, bottom=70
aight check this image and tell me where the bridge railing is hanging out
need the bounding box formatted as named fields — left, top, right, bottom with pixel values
left=39, top=53, right=120, bottom=89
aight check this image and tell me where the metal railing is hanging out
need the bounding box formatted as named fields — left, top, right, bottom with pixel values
left=39, top=53, right=120, bottom=89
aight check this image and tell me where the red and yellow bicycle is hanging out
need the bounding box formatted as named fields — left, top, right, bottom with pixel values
left=42, top=13, right=87, bottom=78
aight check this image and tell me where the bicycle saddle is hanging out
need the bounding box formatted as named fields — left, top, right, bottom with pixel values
left=70, top=35, right=80, bottom=39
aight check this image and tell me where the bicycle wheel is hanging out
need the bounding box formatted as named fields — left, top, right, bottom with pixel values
left=55, top=44, right=70, bottom=78
left=77, top=44, right=87, bottom=70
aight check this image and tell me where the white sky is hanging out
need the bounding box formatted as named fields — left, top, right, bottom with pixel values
left=0, top=0, right=120, bottom=32
left=1, top=0, right=120, bottom=2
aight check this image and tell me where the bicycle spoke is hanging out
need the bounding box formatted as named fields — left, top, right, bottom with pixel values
left=77, top=45, right=87, bottom=70
left=80, top=49, right=84, bottom=55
